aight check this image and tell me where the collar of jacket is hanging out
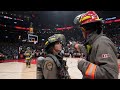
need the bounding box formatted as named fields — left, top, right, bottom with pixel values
left=84, top=31, right=104, bottom=46
left=55, top=54, right=63, bottom=59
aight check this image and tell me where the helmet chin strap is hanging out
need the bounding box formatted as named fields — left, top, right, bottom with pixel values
left=81, top=27, right=92, bottom=39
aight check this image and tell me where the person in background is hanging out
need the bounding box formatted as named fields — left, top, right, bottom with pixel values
left=24, top=47, right=33, bottom=68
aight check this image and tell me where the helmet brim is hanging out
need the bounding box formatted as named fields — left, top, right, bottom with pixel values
left=80, top=19, right=103, bottom=27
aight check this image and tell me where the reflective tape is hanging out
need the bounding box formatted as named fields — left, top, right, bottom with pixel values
left=85, top=63, right=97, bottom=79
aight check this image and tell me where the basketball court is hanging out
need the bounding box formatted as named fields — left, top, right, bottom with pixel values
left=0, top=58, right=119, bottom=79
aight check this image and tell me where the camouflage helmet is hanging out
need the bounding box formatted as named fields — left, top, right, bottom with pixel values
left=54, top=34, right=66, bottom=46
left=45, top=34, right=66, bottom=50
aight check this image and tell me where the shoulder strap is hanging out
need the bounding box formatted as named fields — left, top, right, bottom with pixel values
left=46, top=54, right=61, bottom=68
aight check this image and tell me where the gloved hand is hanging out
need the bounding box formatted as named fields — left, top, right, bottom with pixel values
left=78, top=44, right=87, bottom=58
left=69, top=41, right=87, bottom=59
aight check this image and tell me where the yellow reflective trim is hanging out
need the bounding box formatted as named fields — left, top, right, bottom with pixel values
left=85, top=63, right=97, bottom=79
left=80, top=16, right=91, bottom=22
left=45, top=41, right=49, bottom=45
left=26, top=57, right=30, bottom=60
left=50, top=38, right=56, bottom=41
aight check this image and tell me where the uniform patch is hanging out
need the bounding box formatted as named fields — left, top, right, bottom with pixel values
left=102, top=54, right=110, bottom=58
left=46, top=62, right=53, bottom=71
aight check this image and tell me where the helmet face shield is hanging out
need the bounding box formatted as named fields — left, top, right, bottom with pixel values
left=74, top=15, right=81, bottom=25
left=73, top=13, right=85, bottom=25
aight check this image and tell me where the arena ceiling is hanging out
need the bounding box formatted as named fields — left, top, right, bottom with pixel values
left=1, top=11, right=120, bottom=27
left=21, top=11, right=120, bottom=24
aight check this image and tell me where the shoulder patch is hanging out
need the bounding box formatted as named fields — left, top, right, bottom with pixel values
left=46, top=61, right=53, bottom=71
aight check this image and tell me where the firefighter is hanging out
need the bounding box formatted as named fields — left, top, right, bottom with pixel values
left=24, top=47, right=32, bottom=68
left=73, top=11, right=119, bottom=79
left=37, top=34, right=70, bottom=79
